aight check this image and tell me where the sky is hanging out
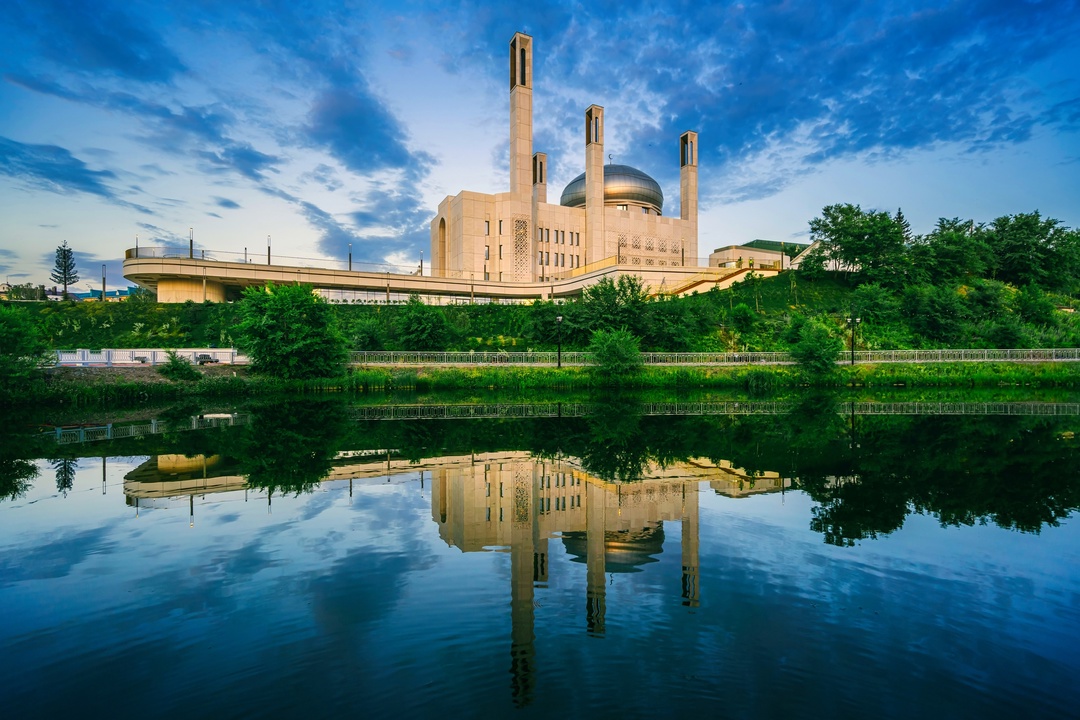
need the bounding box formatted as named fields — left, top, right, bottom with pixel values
left=1, top=0, right=1078, bottom=293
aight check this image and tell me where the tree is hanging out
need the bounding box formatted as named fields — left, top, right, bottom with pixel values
left=235, top=283, right=348, bottom=379
left=807, top=204, right=909, bottom=287
left=0, top=306, right=51, bottom=391
left=588, top=327, right=643, bottom=379
left=50, top=240, right=79, bottom=300
left=397, top=294, right=449, bottom=350
left=51, top=458, right=77, bottom=496
left=789, top=319, right=842, bottom=375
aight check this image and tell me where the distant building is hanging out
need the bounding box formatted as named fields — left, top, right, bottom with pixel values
left=431, top=32, right=699, bottom=283
left=709, top=239, right=808, bottom=270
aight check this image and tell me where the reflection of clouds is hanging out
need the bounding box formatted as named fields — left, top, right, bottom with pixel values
left=0, top=527, right=115, bottom=587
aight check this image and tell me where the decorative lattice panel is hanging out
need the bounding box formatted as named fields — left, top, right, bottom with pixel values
left=513, top=215, right=530, bottom=281
left=513, top=464, right=532, bottom=524
left=618, top=233, right=627, bottom=248
left=659, top=239, right=667, bottom=253
left=671, top=240, right=681, bottom=255
left=631, top=235, right=641, bottom=250
left=645, top=237, right=655, bottom=252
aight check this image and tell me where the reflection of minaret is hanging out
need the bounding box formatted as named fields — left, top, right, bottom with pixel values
left=681, top=482, right=700, bottom=606
left=585, top=480, right=606, bottom=635
left=509, top=463, right=537, bottom=706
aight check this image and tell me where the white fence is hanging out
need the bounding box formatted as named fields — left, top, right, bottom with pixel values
left=55, top=349, right=248, bottom=367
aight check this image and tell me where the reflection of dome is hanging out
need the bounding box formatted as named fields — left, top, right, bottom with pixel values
left=562, top=522, right=665, bottom=573
left=560, top=164, right=664, bottom=214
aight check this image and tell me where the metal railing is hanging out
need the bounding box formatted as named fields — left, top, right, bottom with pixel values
left=51, top=347, right=1080, bottom=368
left=351, top=348, right=1080, bottom=366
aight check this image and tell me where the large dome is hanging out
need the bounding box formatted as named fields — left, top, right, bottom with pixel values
left=559, top=164, right=664, bottom=214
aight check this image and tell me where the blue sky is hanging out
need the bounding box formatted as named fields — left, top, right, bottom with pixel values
left=1, top=0, right=1078, bottom=292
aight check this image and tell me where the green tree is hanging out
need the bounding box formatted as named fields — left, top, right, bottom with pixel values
left=50, top=240, right=79, bottom=300
left=588, top=327, right=643, bottom=378
left=235, top=283, right=348, bottom=379
left=913, top=217, right=991, bottom=284
left=580, top=275, right=649, bottom=334
left=985, top=212, right=1079, bottom=291
left=0, top=305, right=51, bottom=391
left=789, top=319, right=842, bottom=375
left=397, top=294, right=449, bottom=350
left=807, top=204, right=909, bottom=287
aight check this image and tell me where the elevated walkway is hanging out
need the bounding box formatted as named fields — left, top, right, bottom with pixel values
left=122, top=247, right=757, bottom=303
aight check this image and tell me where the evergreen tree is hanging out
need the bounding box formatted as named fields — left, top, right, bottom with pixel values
left=50, top=240, right=79, bottom=300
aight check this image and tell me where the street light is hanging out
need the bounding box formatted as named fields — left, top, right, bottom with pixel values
left=348, top=243, right=352, bottom=272
left=556, top=315, right=563, bottom=368
left=101, top=264, right=106, bottom=302
left=846, top=316, right=861, bottom=365
left=267, top=235, right=271, bottom=265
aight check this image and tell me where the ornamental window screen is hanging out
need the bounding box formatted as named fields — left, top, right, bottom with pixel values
left=631, top=235, right=641, bottom=250
left=513, top=464, right=532, bottom=524
left=645, top=258, right=655, bottom=266
left=645, top=237, right=655, bottom=251
left=659, top=239, right=667, bottom=253
left=513, top=215, right=530, bottom=281
left=671, top=240, right=681, bottom=254
left=631, top=256, right=641, bottom=265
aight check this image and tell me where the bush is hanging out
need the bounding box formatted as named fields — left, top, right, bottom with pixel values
left=157, top=350, right=202, bottom=382
left=790, top=320, right=842, bottom=375
left=0, top=306, right=51, bottom=390
left=588, top=327, right=643, bottom=378
left=236, top=283, right=348, bottom=379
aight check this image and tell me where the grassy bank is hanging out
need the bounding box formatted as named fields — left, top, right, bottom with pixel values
left=5, top=360, right=1080, bottom=407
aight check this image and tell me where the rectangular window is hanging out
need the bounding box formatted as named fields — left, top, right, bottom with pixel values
left=561, top=253, right=565, bottom=266
left=484, top=271, right=490, bottom=281
left=485, top=220, right=490, bottom=235
left=538, top=251, right=543, bottom=265
left=485, top=245, right=490, bottom=260
left=499, top=245, right=503, bottom=259
left=545, top=251, right=549, bottom=265
left=486, top=507, right=491, bottom=522
left=499, top=220, right=503, bottom=235
left=545, top=228, right=550, bottom=243
left=576, top=254, right=580, bottom=266
left=617, top=204, right=628, bottom=211
left=642, top=207, right=649, bottom=215
left=498, top=272, right=503, bottom=281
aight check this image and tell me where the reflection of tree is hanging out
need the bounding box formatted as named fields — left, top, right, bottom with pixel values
left=51, top=458, right=77, bottom=496
left=578, top=396, right=650, bottom=481
left=236, top=399, right=349, bottom=495
left=0, top=457, right=38, bottom=502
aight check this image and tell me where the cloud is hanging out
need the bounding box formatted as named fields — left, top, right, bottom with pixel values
left=1, top=0, right=185, bottom=83
left=306, top=84, right=434, bottom=181
left=0, top=136, right=151, bottom=213
left=214, top=197, right=241, bottom=209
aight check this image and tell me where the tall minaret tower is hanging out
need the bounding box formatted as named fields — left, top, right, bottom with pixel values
left=509, top=33, right=533, bottom=198
left=584, top=105, right=606, bottom=263
left=679, top=130, right=699, bottom=265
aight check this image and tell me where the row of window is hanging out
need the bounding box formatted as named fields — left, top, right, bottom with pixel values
left=483, top=245, right=503, bottom=260
left=538, top=228, right=579, bottom=246
left=538, top=252, right=579, bottom=268
left=615, top=205, right=653, bottom=215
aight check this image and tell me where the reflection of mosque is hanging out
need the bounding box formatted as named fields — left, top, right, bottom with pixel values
left=124, top=450, right=788, bottom=705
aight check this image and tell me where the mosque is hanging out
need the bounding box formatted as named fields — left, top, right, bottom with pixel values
left=430, top=32, right=699, bottom=283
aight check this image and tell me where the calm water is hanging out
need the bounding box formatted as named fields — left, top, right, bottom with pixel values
left=2, top=396, right=1079, bottom=718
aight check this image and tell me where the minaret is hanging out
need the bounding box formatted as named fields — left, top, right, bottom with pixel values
left=679, top=131, right=699, bottom=265
left=509, top=33, right=533, bottom=197
left=585, top=479, right=606, bottom=635
left=532, top=152, right=547, bottom=204
left=584, top=105, right=606, bottom=264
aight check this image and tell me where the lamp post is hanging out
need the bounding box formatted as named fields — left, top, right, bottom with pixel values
left=267, top=235, right=271, bottom=265
left=189, top=228, right=193, bottom=259
left=348, top=243, right=352, bottom=272
left=846, top=316, right=861, bottom=365
left=556, top=315, right=563, bottom=368
left=101, top=264, right=106, bottom=302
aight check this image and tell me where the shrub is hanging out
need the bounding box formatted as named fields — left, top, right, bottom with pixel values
left=588, top=327, right=643, bottom=378
left=157, top=350, right=202, bottom=382
left=790, top=320, right=843, bottom=375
